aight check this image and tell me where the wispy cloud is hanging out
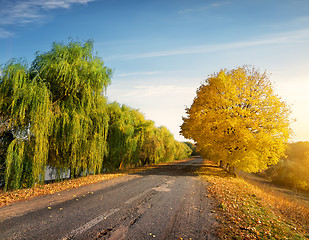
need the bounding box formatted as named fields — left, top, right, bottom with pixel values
left=107, top=29, right=309, bottom=60
left=114, top=71, right=164, bottom=78
left=0, top=0, right=95, bottom=38
left=0, top=27, right=13, bottom=38
left=122, top=85, right=196, bottom=98
left=293, top=16, right=309, bottom=25
left=210, top=2, right=230, bottom=7
left=178, top=1, right=230, bottom=14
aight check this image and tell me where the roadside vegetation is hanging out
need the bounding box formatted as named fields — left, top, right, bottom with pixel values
left=197, top=160, right=309, bottom=239
left=262, top=141, right=309, bottom=192
left=0, top=39, right=191, bottom=191
left=105, top=102, right=191, bottom=171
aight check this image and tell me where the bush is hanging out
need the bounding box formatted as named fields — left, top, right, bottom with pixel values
left=265, top=141, right=309, bottom=192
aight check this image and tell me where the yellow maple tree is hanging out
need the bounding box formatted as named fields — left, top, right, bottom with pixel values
left=181, top=66, right=291, bottom=173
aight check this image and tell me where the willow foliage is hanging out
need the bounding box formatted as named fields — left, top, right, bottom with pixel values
left=105, top=102, right=192, bottom=169
left=139, top=124, right=165, bottom=165
left=105, top=102, right=138, bottom=170
left=0, top=40, right=111, bottom=190
left=32, top=40, right=111, bottom=177
left=181, top=66, right=291, bottom=173
left=0, top=40, right=191, bottom=190
left=0, top=60, right=53, bottom=189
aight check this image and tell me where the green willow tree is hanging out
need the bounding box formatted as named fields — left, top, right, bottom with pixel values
left=0, top=60, right=53, bottom=190
left=0, top=40, right=112, bottom=190
left=105, top=102, right=192, bottom=169
left=105, top=102, right=140, bottom=170
left=139, top=121, right=164, bottom=165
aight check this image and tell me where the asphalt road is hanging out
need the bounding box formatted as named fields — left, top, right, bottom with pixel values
left=0, top=156, right=218, bottom=240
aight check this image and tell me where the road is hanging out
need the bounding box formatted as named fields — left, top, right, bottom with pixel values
left=0, top=156, right=218, bottom=240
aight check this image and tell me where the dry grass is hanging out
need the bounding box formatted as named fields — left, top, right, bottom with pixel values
left=240, top=173, right=309, bottom=234
left=197, top=160, right=309, bottom=239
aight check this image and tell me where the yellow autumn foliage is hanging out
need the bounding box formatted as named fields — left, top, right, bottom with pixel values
left=181, top=66, right=291, bottom=172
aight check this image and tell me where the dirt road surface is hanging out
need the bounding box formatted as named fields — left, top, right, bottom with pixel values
left=0, top=157, right=218, bottom=240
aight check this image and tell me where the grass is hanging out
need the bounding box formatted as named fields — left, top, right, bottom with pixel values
left=197, top=160, right=309, bottom=240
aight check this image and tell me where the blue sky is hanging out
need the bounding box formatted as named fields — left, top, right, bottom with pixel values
left=1, top=0, right=309, bottom=142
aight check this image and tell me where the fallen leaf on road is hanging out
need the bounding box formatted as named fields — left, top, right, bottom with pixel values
left=0, top=165, right=154, bottom=208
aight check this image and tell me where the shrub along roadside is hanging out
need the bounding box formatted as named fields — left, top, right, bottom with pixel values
left=197, top=160, right=309, bottom=239
left=263, top=141, right=309, bottom=192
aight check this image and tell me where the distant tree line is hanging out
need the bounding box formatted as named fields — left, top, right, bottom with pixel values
left=183, top=142, right=198, bottom=156
left=104, top=102, right=192, bottom=171
left=0, top=40, right=192, bottom=191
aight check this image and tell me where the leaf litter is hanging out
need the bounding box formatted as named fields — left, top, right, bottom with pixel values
left=197, top=160, right=309, bottom=239
left=0, top=165, right=154, bottom=208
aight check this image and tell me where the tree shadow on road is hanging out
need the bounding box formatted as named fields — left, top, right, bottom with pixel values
left=132, top=157, right=233, bottom=178
left=196, top=160, right=235, bottom=179
left=131, top=156, right=204, bottom=177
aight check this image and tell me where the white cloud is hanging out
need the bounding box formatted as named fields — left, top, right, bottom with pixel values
left=0, top=0, right=95, bottom=38
left=177, top=8, right=194, bottom=15
left=114, top=71, right=164, bottom=78
left=40, top=0, right=94, bottom=10
left=293, top=16, right=309, bottom=25
left=0, top=27, right=14, bottom=39
left=178, top=1, right=230, bottom=14
left=106, top=29, right=309, bottom=60
left=108, top=84, right=196, bottom=100
left=124, top=85, right=196, bottom=97
left=210, top=2, right=231, bottom=8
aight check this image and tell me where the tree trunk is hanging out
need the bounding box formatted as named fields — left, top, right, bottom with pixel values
left=225, top=163, right=229, bottom=171
left=219, top=160, right=223, bottom=168
left=229, top=166, right=236, bottom=175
